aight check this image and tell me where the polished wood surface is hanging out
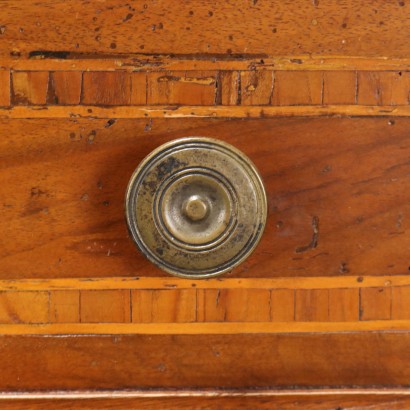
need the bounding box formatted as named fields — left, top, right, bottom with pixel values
left=1, top=1, right=409, bottom=57
left=1, top=333, right=410, bottom=390
left=1, top=0, right=410, bottom=405
left=1, top=117, right=410, bottom=279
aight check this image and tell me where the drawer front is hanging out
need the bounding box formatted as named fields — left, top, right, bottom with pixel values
left=3, top=116, right=410, bottom=279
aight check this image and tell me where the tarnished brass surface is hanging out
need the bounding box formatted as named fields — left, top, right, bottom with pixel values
left=125, top=137, right=267, bottom=278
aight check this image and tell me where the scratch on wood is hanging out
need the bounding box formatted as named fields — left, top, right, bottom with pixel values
left=236, top=72, right=242, bottom=105
left=144, top=118, right=153, bottom=131
left=30, top=187, right=50, bottom=198
left=122, top=13, right=133, bottom=22
left=268, top=71, right=275, bottom=105
left=359, top=288, right=363, bottom=319
left=295, top=216, right=319, bottom=253
left=29, top=51, right=70, bottom=59
left=104, top=119, right=116, bottom=128
left=321, top=73, right=324, bottom=105
left=214, top=71, right=222, bottom=105
left=397, top=213, right=403, bottom=228
left=157, top=75, right=215, bottom=85
left=340, top=261, right=350, bottom=274
left=355, top=71, right=359, bottom=104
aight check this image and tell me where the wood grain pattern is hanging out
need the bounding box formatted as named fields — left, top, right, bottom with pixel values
left=360, top=287, right=392, bottom=321
left=0, top=291, right=49, bottom=323
left=2, top=69, right=410, bottom=108
left=147, top=71, right=216, bottom=105
left=328, top=288, right=359, bottom=322
left=1, top=333, right=410, bottom=390
left=2, top=117, right=410, bottom=279
left=0, top=70, right=11, bottom=107
left=1, top=1, right=410, bottom=57
left=197, top=289, right=226, bottom=322
left=295, top=289, right=329, bottom=322
left=272, top=71, right=323, bottom=105
left=50, top=291, right=79, bottom=323
left=130, top=72, right=147, bottom=105
left=48, top=71, right=82, bottom=105
left=12, top=71, right=48, bottom=104
left=392, top=286, right=410, bottom=320
left=2, top=0, right=410, bottom=397
left=82, top=72, right=131, bottom=105
left=270, top=289, right=295, bottom=322
left=131, top=289, right=197, bottom=323
left=323, top=71, right=357, bottom=105
left=0, top=281, right=405, bottom=326
left=219, top=71, right=239, bottom=105
left=80, top=290, right=131, bottom=323
left=240, top=71, right=274, bottom=105
left=224, top=289, right=271, bottom=322
left=358, top=72, right=410, bottom=105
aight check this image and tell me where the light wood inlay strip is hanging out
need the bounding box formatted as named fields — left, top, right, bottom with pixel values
left=1, top=321, right=410, bottom=335
left=0, top=276, right=405, bottom=291
left=1, top=105, right=409, bottom=119
left=1, top=388, right=410, bottom=399
left=4, top=56, right=410, bottom=72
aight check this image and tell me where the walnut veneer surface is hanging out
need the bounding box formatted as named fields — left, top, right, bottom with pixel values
left=1, top=1, right=410, bottom=407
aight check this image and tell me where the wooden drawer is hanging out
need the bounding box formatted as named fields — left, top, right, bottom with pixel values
left=1, top=1, right=410, bottom=408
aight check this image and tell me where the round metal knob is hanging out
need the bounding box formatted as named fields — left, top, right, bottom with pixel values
left=125, top=137, right=267, bottom=279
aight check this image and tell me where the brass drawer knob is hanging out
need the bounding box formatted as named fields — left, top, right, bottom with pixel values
left=125, top=137, right=267, bottom=278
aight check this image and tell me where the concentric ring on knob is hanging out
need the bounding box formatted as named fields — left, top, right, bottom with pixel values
left=154, top=167, right=238, bottom=251
left=125, top=137, right=267, bottom=279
